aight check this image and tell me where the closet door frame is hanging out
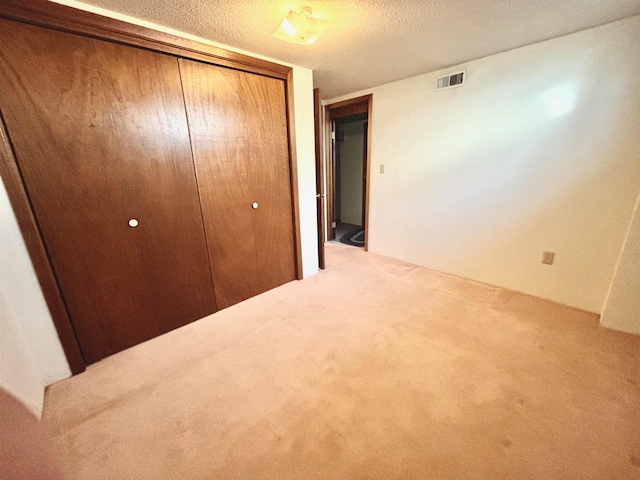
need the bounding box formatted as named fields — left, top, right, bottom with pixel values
left=0, top=0, right=303, bottom=375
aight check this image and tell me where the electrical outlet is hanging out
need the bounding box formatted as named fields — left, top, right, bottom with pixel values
left=542, top=251, right=555, bottom=265
left=331, top=222, right=336, bottom=228
left=379, top=164, right=385, bottom=174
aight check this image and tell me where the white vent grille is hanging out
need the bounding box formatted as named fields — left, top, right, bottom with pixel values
left=436, top=70, right=465, bottom=91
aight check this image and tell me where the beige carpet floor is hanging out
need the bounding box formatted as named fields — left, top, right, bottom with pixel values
left=43, top=244, right=640, bottom=479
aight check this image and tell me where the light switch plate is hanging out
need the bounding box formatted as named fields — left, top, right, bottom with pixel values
left=379, top=164, right=385, bottom=174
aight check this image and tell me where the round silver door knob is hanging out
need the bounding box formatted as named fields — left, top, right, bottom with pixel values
left=128, top=218, right=139, bottom=228
left=252, top=202, right=259, bottom=209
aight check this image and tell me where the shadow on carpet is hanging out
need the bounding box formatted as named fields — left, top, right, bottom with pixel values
left=340, top=228, right=365, bottom=247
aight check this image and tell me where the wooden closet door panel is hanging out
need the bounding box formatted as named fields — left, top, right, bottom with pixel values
left=249, top=78, right=296, bottom=292
left=188, top=137, right=262, bottom=307
left=0, top=20, right=216, bottom=363
left=178, top=59, right=296, bottom=309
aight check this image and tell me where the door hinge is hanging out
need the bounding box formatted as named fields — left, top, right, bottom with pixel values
left=331, top=131, right=336, bottom=140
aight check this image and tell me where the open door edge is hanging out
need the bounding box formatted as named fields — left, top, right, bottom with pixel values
left=313, top=88, right=325, bottom=269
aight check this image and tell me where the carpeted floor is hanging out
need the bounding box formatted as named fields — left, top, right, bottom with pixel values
left=43, top=244, right=640, bottom=479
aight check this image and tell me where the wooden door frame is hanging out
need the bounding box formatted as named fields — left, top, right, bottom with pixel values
left=362, top=119, right=369, bottom=227
left=324, top=94, right=373, bottom=250
left=0, top=0, right=303, bottom=374
left=313, top=88, right=325, bottom=269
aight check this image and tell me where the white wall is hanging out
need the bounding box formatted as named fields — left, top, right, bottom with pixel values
left=327, top=16, right=640, bottom=314
left=601, top=192, right=640, bottom=334
left=290, top=67, right=319, bottom=277
left=339, top=120, right=366, bottom=226
left=0, top=178, right=71, bottom=416
left=0, top=0, right=319, bottom=413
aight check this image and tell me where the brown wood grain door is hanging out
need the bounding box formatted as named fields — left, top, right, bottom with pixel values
left=178, top=59, right=296, bottom=309
left=0, top=20, right=216, bottom=363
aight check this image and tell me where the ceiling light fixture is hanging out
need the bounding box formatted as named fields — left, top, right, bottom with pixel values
left=272, top=6, right=331, bottom=46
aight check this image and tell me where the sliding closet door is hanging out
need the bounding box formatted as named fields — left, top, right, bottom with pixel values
left=179, top=59, right=296, bottom=309
left=0, top=20, right=216, bottom=363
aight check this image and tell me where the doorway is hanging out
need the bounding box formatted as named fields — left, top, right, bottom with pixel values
left=333, top=114, right=367, bottom=246
left=325, top=95, right=372, bottom=250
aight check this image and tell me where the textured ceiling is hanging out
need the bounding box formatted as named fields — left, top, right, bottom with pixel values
left=74, top=0, right=640, bottom=98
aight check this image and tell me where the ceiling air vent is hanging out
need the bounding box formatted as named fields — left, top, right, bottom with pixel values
left=436, top=70, right=465, bottom=91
